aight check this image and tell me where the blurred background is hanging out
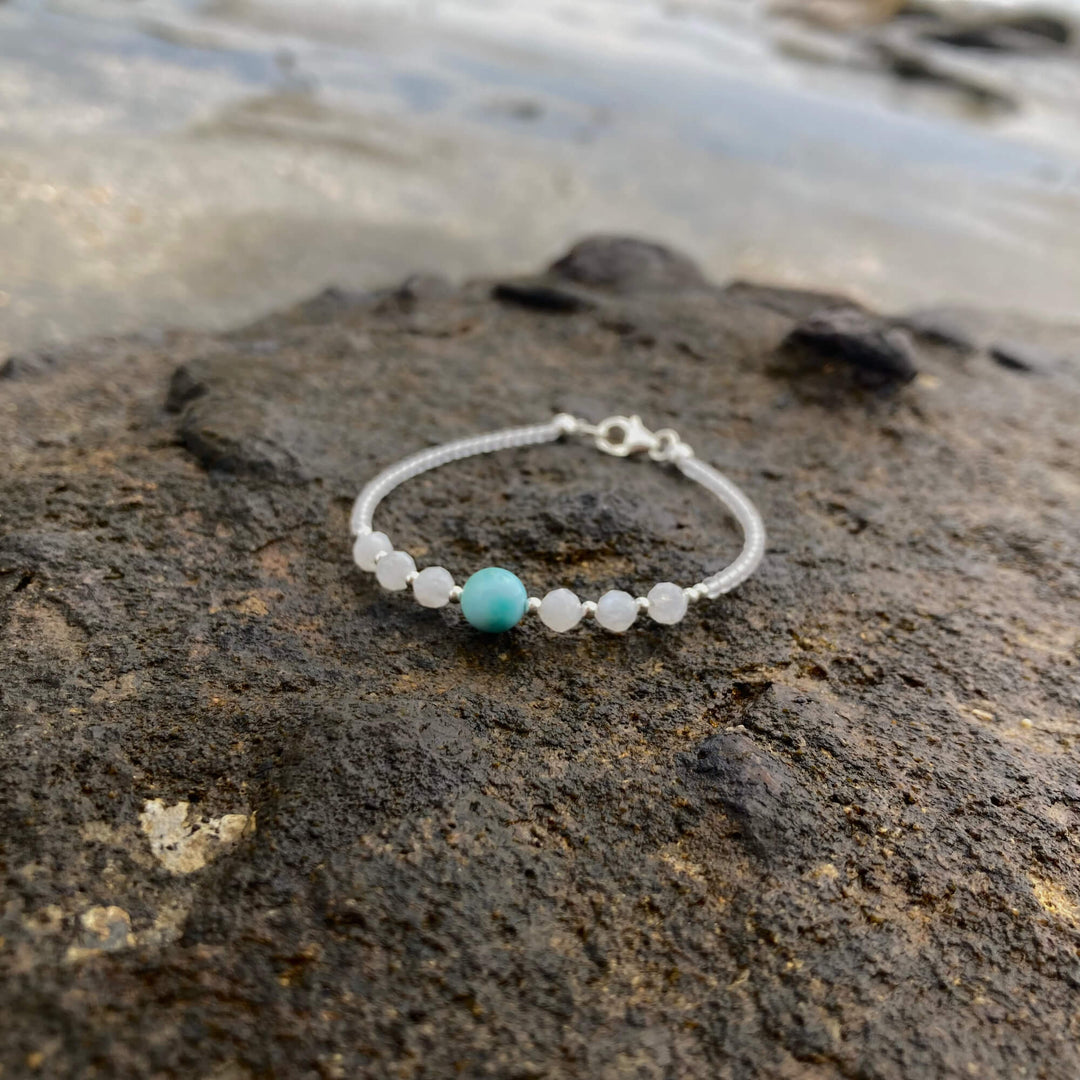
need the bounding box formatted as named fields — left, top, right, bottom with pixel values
left=1, top=0, right=1078, bottom=358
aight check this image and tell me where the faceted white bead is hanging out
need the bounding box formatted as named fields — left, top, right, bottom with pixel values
left=647, top=581, right=688, bottom=625
left=538, top=588, right=584, bottom=633
left=353, top=531, right=392, bottom=572
left=375, top=550, right=415, bottom=591
left=412, top=566, right=455, bottom=608
left=595, top=590, right=638, bottom=633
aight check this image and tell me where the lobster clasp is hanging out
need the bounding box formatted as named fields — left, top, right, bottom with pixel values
left=593, top=414, right=658, bottom=457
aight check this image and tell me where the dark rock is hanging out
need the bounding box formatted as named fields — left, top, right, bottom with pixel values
left=873, top=36, right=1016, bottom=111
left=493, top=278, right=597, bottom=313
left=164, top=361, right=209, bottom=412
left=900, top=308, right=980, bottom=353
left=394, top=272, right=454, bottom=302
left=990, top=339, right=1051, bottom=373
left=229, top=284, right=372, bottom=339
left=921, top=13, right=1071, bottom=52
left=781, top=304, right=920, bottom=386
left=549, top=235, right=708, bottom=292
left=682, top=727, right=819, bottom=862
left=723, top=280, right=855, bottom=321
left=177, top=399, right=312, bottom=483
left=0, top=350, right=62, bottom=380
left=2, top=237, right=1079, bottom=1079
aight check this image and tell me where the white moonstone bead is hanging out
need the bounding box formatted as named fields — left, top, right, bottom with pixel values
left=353, top=531, right=392, bottom=571
left=538, top=588, right=584, bottom=633
left=595, top=589, right=638, bottom=632
left=647, top=581, right=688, bottom=625
left=412, top=566, right=455, bottom=608
left=375, top=550, right=415, bottom=591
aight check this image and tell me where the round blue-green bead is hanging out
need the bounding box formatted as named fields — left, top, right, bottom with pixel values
left=459, top=567, right=529, bottom=633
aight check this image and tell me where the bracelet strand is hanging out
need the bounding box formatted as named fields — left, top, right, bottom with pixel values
left=350, top=413, right=765, bottom=633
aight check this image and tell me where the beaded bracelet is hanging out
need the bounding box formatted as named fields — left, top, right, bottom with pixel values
left=350, top=413, right=765, bottom=633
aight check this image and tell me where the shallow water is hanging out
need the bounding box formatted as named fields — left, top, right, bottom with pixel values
left=1, top=0, right=1079, bottom=355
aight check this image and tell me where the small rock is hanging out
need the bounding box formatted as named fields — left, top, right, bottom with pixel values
left=922, top=14, right=1071, bottom=52
left=990, top=340, right=1050, bottom=374
left=900, top=308, right=980, bottom=353
left=549, top=235, right=707, bottom=292
left=683, top=729, right=813, bottom=861
left=0, top=351, right=61, bottom=380
left=782, top=305, right=919, bottom=386
left=289, top=286, right=369, bottom=324
left=177, top=384, right=313, bottom=483
left=723, top=281, right=854, bottom=321
left=165, top=361, right=210, bottom=413
left=395, top=273, right=454, bottom=302
left=874, top=32, right=1015, bottom=111
left=492, top=279, right=596, bottom=313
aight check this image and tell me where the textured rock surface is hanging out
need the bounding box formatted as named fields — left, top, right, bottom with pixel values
left=2, top=237, right=1079, bottom=1079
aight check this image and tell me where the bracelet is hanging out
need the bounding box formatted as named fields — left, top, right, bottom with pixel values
left=350, top=413, right=766, bottom=634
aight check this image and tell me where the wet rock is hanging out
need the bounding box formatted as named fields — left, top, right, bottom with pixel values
left=178, top=390, right=315, bottom=483
left=723, top=280, right=854, bottom=321
left=394, top=272, right=455, bottom=302
left=900, top=307, right=980, bottom=353
left=780, top=304, right=920, bottom=386
left=920, top=12, right=1072, bottom=52
left=990, top=339, right=1050, bottom=373
left=683, top=728, right=819, bottom=862
left=493, top=277, right=597, bottom=313
left=164, top=360, right=209, bottom=412
left=2, top=238, right=1079, bottom=1079
left=0, top=350, right=62, bottom=380
left=874, top=36, right=1015, bottom=110
left=549, top=235, right=708, bottom=292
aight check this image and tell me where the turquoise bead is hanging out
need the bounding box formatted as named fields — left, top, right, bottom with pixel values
left=459, top=567, right=528, bottom=633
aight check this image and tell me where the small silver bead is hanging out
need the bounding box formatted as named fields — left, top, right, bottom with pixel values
left=635, top=596, right=650, bottom=611
left=581, top=600, right=598, bottom=618
left=553, top=412, right=579, bottom=435
left=527, top=596, right=542, bottom=613
left=449, top=586, right=463, bottom=603
left=404, top=571, right=419, bottom=585
left=372, top=549, right=388, bottom=564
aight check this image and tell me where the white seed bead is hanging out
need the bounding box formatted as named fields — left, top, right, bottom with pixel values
left=353, top=530, right=392, bottom=571
left=595, top=589, right=638, bottom=633
left=412, top=565, right=455, bottom=608
left=375, top=550, right=416, bottom=591
left=538, top=588, right=584, bottom=633
left=647, top=581, right=688, bottom=625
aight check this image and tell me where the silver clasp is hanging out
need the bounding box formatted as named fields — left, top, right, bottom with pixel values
left=594, top=414, right=656, bottom=456
left=592, top=414, right=693, bottom=463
